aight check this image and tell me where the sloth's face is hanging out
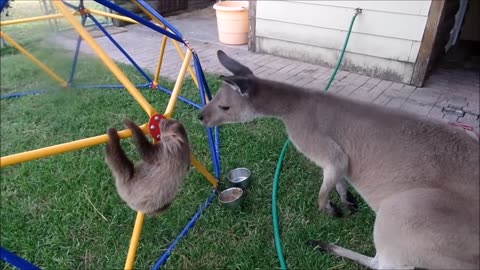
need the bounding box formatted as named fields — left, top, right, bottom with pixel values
left=160, top=118, right=188, bottom=144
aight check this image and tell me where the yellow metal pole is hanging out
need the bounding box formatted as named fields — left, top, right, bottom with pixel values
left=153, top=35, right=168, bottom=86
left=124, top=212, right=145, bottom=270
left=51, top=1, right=157, bottom=117
left=171, top=40, right=200, bottom=89
left=131, top=0, right=167, bottom=87
left=190, top=154, right=218, bottom=187
left=0, top=32, right=68, bottom=87
left=132, top=0, right=211, bottom=121
left=0, top=13, right=66, bottom=26
left=131, top=1, right=200, bottom=89
left=87, top=9, right=139, bottom=25
left=164, top=49, right=193, bottom=117
left=172, top=41, right=210, bottom=103
left=0, top=125, right=150, bottom=168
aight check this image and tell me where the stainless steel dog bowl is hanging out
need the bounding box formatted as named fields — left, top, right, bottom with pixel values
left=218, top=187, right=245, bottom=208
left=227, top=167, right=252, bottom=189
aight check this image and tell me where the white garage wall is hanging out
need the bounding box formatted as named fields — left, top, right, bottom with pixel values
left=254, top=0, right=432, bottom=83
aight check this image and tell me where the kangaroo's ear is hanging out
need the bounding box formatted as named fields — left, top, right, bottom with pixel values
left=219, top=75, right=252, bottom=97
left=217, top=50, right=253, bottom=76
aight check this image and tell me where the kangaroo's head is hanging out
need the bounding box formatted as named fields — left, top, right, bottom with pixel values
left=198, top=50, right=258, bottom=127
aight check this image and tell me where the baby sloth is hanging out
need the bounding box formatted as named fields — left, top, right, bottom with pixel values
left=105, top=118, right=190, bottom=216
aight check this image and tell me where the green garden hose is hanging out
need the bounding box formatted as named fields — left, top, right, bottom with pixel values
left=272, top=139, right=290, bottom=270
left=324, top=8, right=363, bottom=92
left=271, top=9, right=362, bottom=270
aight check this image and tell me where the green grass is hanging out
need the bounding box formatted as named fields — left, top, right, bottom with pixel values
left=1, top=0, right=113, bottom=49
left=0, top=44, right=375, bottom=269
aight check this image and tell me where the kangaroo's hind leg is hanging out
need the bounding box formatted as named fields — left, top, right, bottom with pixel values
left=123, top=118, right=156, bottom=162
left=374, top=188, right=479, bottom=270
left=308, top=241, right=428, bottom=270
left=308, top=240, right=377, bottom=269
left=105, top=128, right=134, bottom=179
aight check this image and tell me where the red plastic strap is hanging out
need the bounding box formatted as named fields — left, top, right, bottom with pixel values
left=148, top=113, right=166, bottom=143
left=449, top=122, right=479, bottom=138
left=449, top=122, right=474, bottom=131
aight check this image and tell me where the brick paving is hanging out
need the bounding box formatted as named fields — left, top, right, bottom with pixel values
left=51, top=22, right=480, bottom=135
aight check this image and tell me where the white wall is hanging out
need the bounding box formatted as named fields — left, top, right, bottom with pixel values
left=255, top=0, right=432, bottom=83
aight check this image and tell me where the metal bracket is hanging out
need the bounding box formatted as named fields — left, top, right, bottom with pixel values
left=148, top=113, right=166, bottom=142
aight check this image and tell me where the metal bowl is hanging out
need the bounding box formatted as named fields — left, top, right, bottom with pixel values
left=218, top=187, right=245, bottom=208
left=227, top=167, right=252, bottom=189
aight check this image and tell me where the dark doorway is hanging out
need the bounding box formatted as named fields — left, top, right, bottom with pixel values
left=439, top=0, right=480, bottom=71
left=412, top=0, right=479, bottom=86
left=157, top=0, right=188, bottom=15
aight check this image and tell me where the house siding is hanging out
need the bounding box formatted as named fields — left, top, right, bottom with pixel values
left=254, top=0, right=432, bottom=84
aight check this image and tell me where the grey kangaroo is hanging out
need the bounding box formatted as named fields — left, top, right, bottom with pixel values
left=198, top=50, right=479, bottom=269
left=105, top=118, right=190, bottom=216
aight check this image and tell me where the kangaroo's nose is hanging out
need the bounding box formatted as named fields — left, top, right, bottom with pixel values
left=198, top=114, right=204, bottom=121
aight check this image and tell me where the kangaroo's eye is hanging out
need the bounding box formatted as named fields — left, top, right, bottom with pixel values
left=219, top=105, right=230, bottom=111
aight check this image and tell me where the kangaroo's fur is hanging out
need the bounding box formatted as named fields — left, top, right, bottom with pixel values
left=105, top=118, right=190, bottom=216
left=198, top=50, right=480, bottom=269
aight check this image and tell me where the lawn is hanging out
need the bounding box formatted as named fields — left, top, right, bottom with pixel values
left=1, top=0, right=113, bottom=47
left=1, top=11, right=375, bottom=270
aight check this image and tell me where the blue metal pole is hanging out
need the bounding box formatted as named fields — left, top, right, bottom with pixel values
left=0, top=246, right=42, bottom=270
left=0, top=0, right=9, bottom=13
left=214, top=126, right=221, bottom=173
left=193, top=55, right=213, bottom=100
left=150, top=189, right=217, bottom=270
left=0, top=83, right=151, bottom=99
left=60, top=0, right=78, bottom=10
left=93, top=0, right=184, bottom=43
left=135, top=0, right=183, bottom=38
left=87, top=14, right=152, bottom=83
left=0, top=90, right=45, bottom=99
left=192, top=54, right=221, bottom=174
left=71, top=83, right=151, bottom=89
left=193, top=56, right=221, bottom=177
left=206, top=127, right=220, bottom=177
left=156, top=85, right=202, bottom=110
left=195, top=69, right=220, bottom=177
left=68, top=15, right=88, bottom=85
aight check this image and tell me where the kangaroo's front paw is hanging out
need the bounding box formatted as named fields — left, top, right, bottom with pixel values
left=321, top=201, right=343, bottom=218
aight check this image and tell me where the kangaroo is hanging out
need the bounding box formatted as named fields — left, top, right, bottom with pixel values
left=105, top=118, right=190, bottom=216
left=198, top=50, right=480, bottom=269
